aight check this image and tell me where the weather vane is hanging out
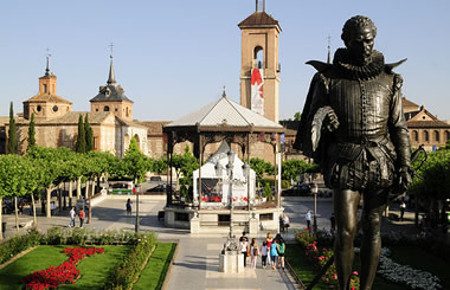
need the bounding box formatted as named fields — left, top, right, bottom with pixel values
left=109, top=43, right=114, bottom=57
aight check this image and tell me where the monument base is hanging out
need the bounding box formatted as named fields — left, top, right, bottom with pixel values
left=219, top=250, right=244, bottom=273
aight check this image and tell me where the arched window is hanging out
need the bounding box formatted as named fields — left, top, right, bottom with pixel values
left=412, top=130, right=419, bottom=142
left=254, top=46, right=264, bottom=69
left=104, top=106, right=110, bottom=112
left=434, top=130, right=440, bottom=142
left=424, top=130, right=429, bottom=142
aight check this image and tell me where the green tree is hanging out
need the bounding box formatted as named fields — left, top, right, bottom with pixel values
left=249, top=157, right=275, bottom=188
left=7, top=102, right=18, bottom=154
left=171, top=145, right=199, bottom=191
left=294, top=111, right=302, bottom=121
left=75, top=114, right=86, bottom=153
left=84, top=114, right=94, bottom=152
left=27, top=113, right=36, bottom=150
left=281, top=159, right=310, bottom=184
left=124, top=136, right=152, bottom=184
left=152, top=157, right=168, bottom=174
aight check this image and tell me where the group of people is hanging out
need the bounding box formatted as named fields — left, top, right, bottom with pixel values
left=69, top=207, right=85, bottom=228
left=238, top=232, right=286, bottom=271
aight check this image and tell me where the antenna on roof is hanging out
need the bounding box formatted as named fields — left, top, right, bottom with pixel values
left=327, top=35, right=332, bottom=64
left=222, top=86, right=227, bottom=98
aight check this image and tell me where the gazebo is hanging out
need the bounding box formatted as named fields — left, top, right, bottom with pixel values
left=163, top=92, right=285, bottom=233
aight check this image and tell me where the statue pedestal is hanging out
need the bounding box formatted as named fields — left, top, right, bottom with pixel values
left=249, top=217, right=258, bottom=234
left=219, top=250, right=244, bottom=273
left=190, top=216, right=200, bottom=233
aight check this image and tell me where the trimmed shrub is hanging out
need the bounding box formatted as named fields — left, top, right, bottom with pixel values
left=105, top=232, right=157, bottom=289
left=0, top=229, right=43, bottom=264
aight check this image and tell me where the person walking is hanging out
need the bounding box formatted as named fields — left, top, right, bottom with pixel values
left=261, top=241, right=268, bottom=269
left=126, top=198, right=132, bottom=216
left=270, top=239, right=278, bottom=270
left=250, top=238, right=259, bottom=269
left=69, top=207, right=76, bottom=228
left=266, top=233, right=273, bottom=265
left=282, top=214, right=290, bottom=232
left=277, top=237, right=286, bottom=270
left=239, top=237, right=249, bottom=267
left=78, top=208, right=85, bottom=227
left=400, top=200, right=406, bottom=221
left=305, top=209, right=312, bottom=230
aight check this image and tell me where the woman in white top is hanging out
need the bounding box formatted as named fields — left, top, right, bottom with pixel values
left=239, top=237, right=249, bottom=267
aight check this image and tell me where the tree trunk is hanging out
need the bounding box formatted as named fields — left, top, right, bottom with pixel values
left=85, top=181, right=89, bottom=198
left=0, top=197, right=3, bottom=240
left=31, top=193, right=37, bottom=227
left=14, top=197, right=19, bottom=232
left=69, top=180, right=73, bottom=208
left=91, top=177, right=96, bottom=198
left=46, top=188, right=52, bottom=218
left=77, top=177, right=82, bottom=199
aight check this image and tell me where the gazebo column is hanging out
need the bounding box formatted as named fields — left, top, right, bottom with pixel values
left=246, top=133, right=251, bottom=211
left=197, top=134, right=204, bottom=210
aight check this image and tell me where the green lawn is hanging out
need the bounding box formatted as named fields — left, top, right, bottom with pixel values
left=0, top=245, right=131, bottom=290
left=134, top=243, right=177, bottom=290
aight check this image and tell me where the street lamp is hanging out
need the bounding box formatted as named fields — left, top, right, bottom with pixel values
left=134, top=187, right=139, bottom=233
left=242, top=162, right=251, bottom=210
left=313, top=182, right=318, bottom=233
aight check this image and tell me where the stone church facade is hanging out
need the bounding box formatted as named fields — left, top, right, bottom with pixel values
left=1, top=56, right=148, bottom=157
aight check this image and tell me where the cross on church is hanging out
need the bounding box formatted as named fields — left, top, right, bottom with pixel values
left=109, top=42, right=114, bottom=57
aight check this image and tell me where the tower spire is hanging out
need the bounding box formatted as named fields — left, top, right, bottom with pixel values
left=327, top=35, right=332, bottom=64
left=255, top=0, right=265, bottom=12
left=107, top=55, right=116, bottom=85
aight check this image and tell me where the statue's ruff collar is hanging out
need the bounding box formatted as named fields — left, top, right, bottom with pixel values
left=333, top=48, right=384, bottom=80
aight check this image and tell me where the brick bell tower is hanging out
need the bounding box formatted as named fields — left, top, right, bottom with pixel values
left=238, top=0, right=281, bottom=123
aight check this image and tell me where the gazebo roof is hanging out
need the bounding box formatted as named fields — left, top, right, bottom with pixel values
left=164, top=95, right=283, bottom=132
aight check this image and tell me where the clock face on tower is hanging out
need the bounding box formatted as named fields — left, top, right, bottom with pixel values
left=53, top=105, right=58, bottom=112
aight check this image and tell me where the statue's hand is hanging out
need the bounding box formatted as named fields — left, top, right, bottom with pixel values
left=397, top=166, right=412, bottom=193
left=325, top=111, right=339, bottom=132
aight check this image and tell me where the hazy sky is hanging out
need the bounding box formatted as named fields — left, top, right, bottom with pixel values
left=1, top=0, right=449, bottom=121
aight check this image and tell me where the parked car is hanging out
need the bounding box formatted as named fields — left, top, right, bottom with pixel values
left=145, top=184, right=174, bottom=195
left=281, top=184, right=312, bottom=196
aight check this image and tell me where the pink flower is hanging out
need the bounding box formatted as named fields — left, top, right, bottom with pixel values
left=333, top=274, right=337, bottom=280
left=352, top=271, right=359, bottom=276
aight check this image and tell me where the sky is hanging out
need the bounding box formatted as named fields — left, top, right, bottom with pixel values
left=1, top=0, right=449, bottom=121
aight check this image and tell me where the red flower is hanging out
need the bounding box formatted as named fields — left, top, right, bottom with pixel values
left=22, top=247, right=104, bottom=289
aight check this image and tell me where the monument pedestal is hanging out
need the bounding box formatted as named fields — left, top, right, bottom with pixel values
left=219, top=250, right=244, bottom=273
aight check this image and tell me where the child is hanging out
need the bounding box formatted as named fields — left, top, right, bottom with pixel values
left=261, top=241, right=268, bottom=269
left=250, top=238, right=259, bottom=269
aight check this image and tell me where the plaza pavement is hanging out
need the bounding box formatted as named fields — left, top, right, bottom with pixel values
left=2, top=195, right=421, bottom=290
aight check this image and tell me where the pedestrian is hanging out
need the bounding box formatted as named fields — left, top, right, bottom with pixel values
left=400, top=200, right=406, bottom=221
left=330, top=212, right=336, bottom=233
left=261, top=241, right=268, bottom=269
left=250, top=238, right=259, bottom=269
left=69, top=207, right=76, bottom=228
left=282, top=214, right=290, bottom=232
left=126, top=198, right=132, bottom=216
left=279, top=214, right=285, bottom=232
left=78, top=208, right=85, bottom=227
left=270, top=238, right=278, bottom=270
left=277, top=236, right=286, bottom=270
left=239, top=236, right=249, bottom=267
left=266, top=232, right=273, bottom=264
left=305, top=209, right=312, bottom=230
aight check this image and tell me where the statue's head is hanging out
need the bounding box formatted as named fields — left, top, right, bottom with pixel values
left=341, top=15, right=377, bottom=66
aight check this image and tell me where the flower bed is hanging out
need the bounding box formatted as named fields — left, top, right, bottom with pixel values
left=296, top=229, right=360, bottom=289
left=21, top=247, right=104, bottom=290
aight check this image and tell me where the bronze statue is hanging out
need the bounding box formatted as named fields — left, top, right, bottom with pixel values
left=294, top=15, right=412, bottom=289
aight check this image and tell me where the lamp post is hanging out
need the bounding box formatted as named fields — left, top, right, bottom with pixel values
left=313, top=182, right=318, bottom=233
left=134, top=187, right=139, bottom=233
left=242, top=162, right=251, bottom=211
